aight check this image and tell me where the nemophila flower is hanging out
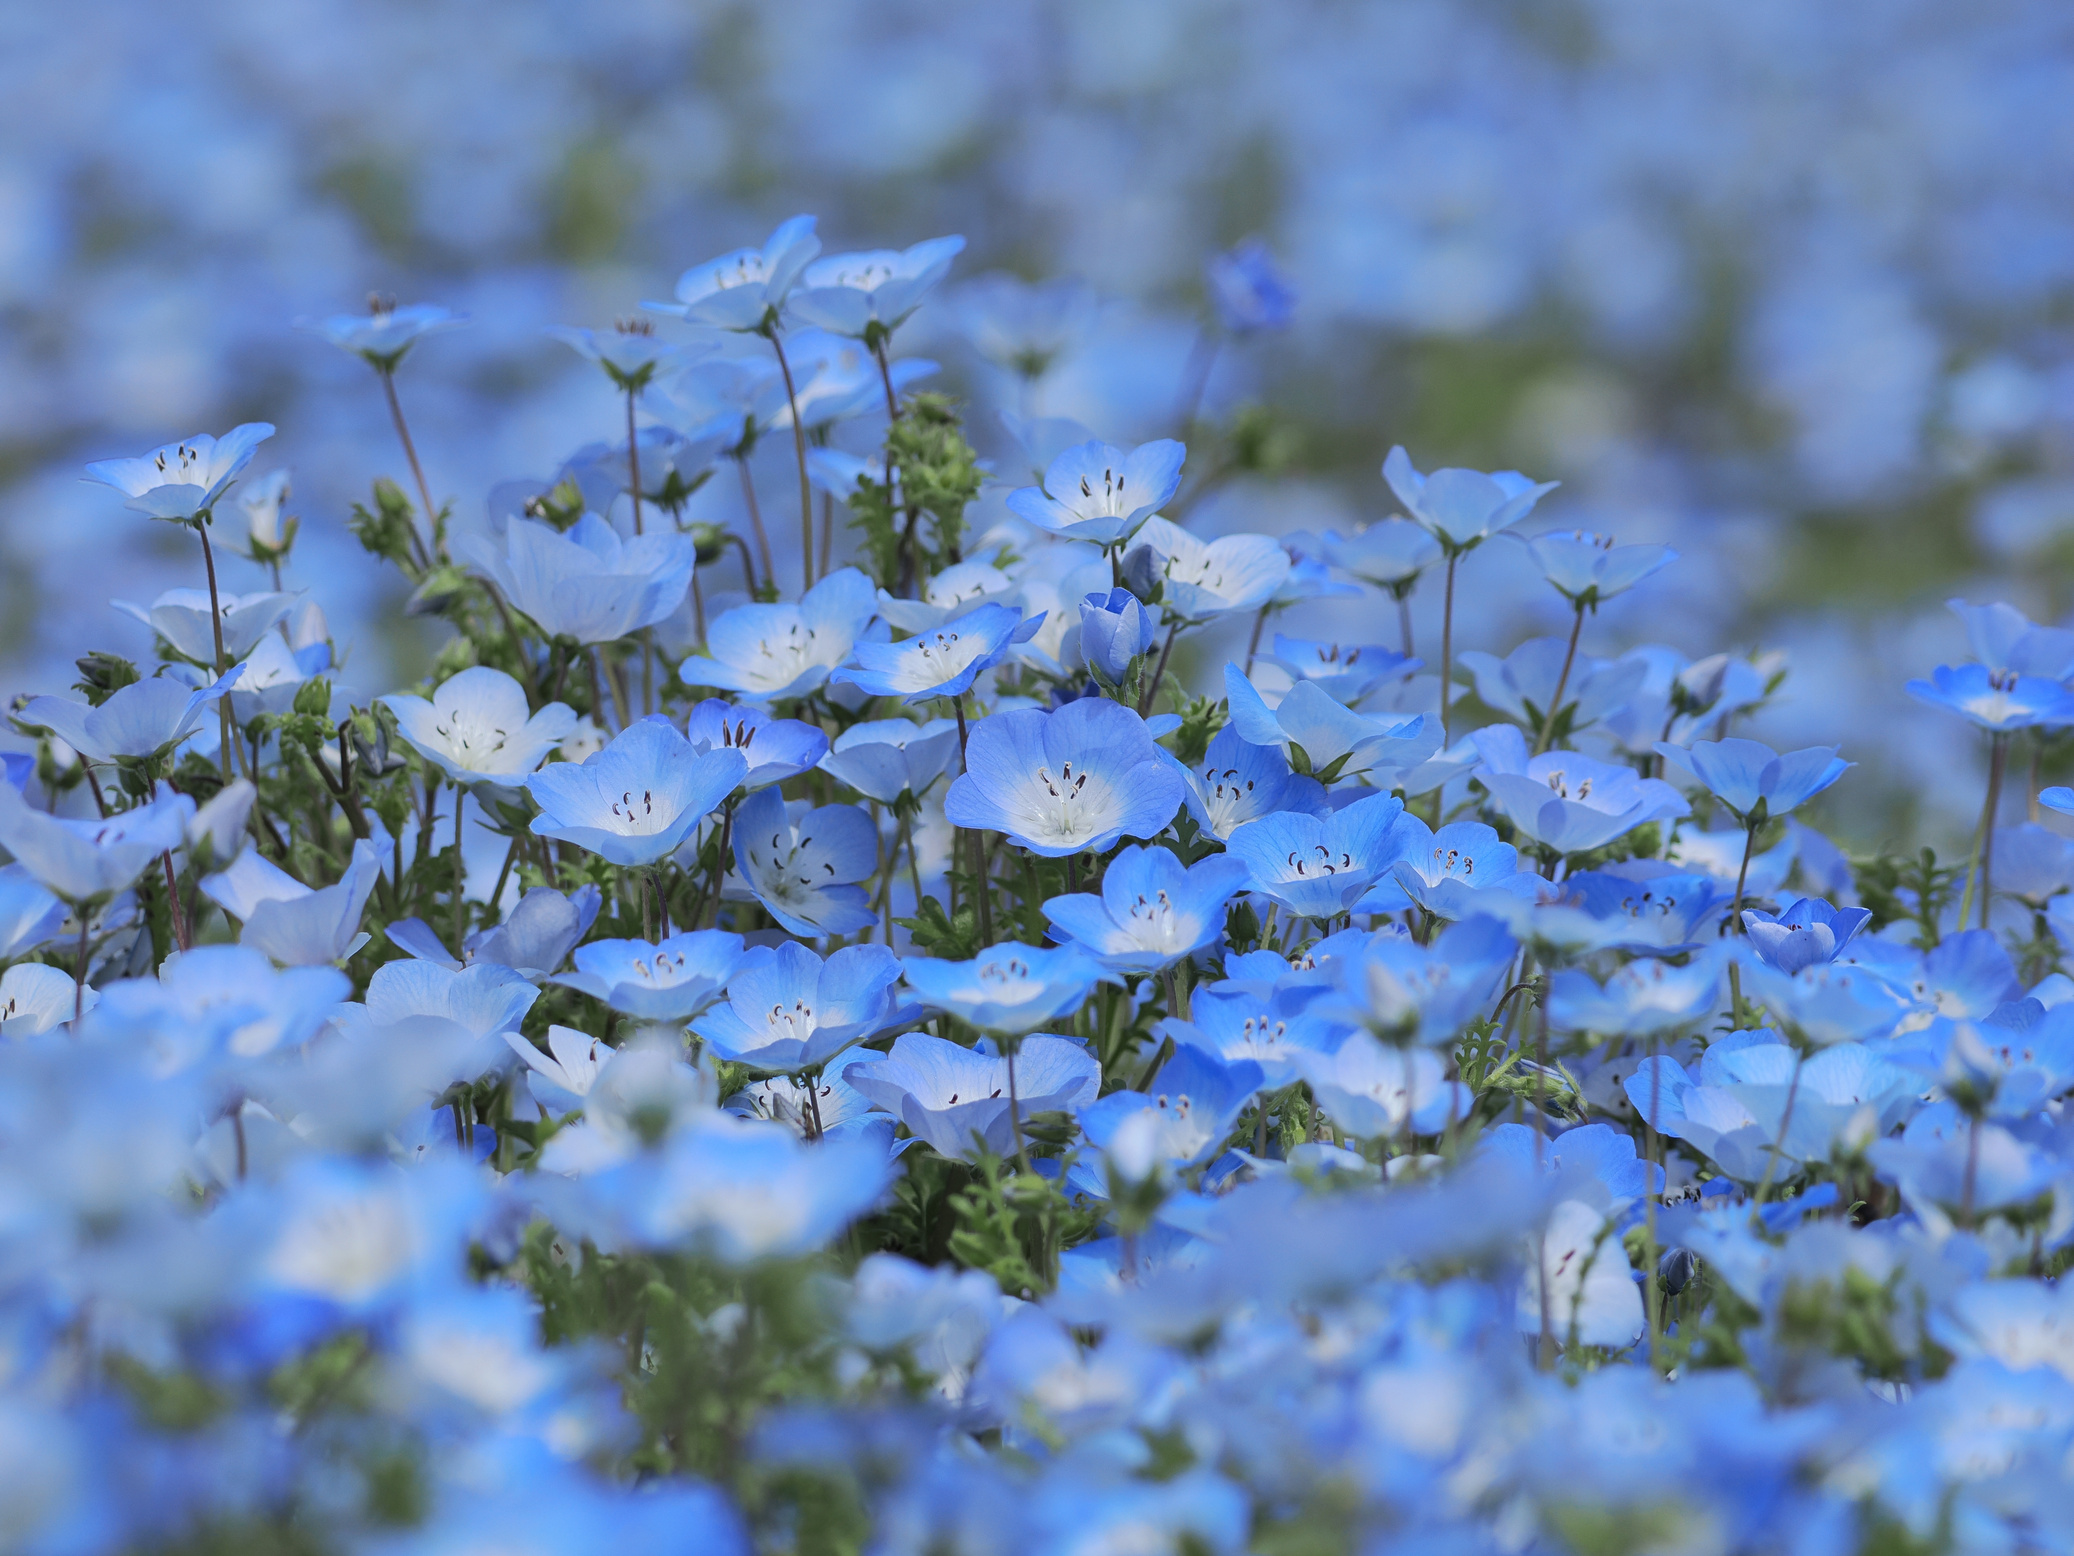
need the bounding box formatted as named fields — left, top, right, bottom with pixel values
left=1871, top=1107, right=2060, bottom=1215
left=1125, top=519, right=1290, bottom=623
left=1082, top=1048, right=1265, bottom=1175
left=305, top=300, right=466, bottom=368
left=383, top=667, right=577, bottom=789
left=1312, top=918, right=1515, bottom=1049
left=547, top=321, right=698, bottom=392
left=1995, top=822, right=2074, bottom=904
left=684, top=698, right=828, bottom=789
left=1508, top=530, right=1676, bottom=607
left=779, top=332, right=940, bottom=431
left=1949, top=598, right=2074, bottom=680
left=830, top=603, right=1042, bottom=704
left=1385, top=818, right=1522, bottom=919
left=1474, top=724, right=1688, bottom=853
left=1457, top=638, right=1647, bottom=736
left=1740, top=959, right=1914, bottom=1047
left=551, top=930, right=744, bottom=1022
left=1319, top=518, right=1441, bottom=596
left=462, top=514, right=694, bottom=646
left=1079, top=587, right=1160, bottom=688
left=228, top=634, right=327, bottom=725
left=21, top=668, right=240, bottom=765
left=1905, top=663, right=2074, bottom=731
left=693, top=942, right=912, bottom=1073
left=729, top=783, right=878, bottom=937
left=1042, top=845, right=1251, bottom=973
left=1168, top=725, right=1326, bottom=842
left=1266, top=638, right=1418, bottom=703
left=877, top=560, right=1019, bottom=635
left=789, top=235, right=967, bottom=340
left=1481, top=1121, right=1664, bottom=1205
left=1551, top=869, right=1734, bottom=954
left=234, top=468, right=293, bottom=560
left=0, top=864, right=66, bottom=960
left=901, top=943, right=1111, bottom=1035
left=842, top=1033, right=1100, bottom=1160
left=681, top=568, right=879, bottom=701
left=1206, top=239, right=1296, bottom=334
left=1224, top=666, right=1425, bottom=782
left=1005, top=438, right=1187, bottom=545
left=201, top=841, right=383, bottom=966
left=1169, top=985, right=1336, bottom=1088
left=1742, top=898, right=1873, bottom=974
left=1930, top=1280, right=2074, bottom=1380
left=1225, top=790, right=1414, bottom=919
left=526, top=717, right=746, bottom=867
left=1655, top=736, right=1851, bottom=823
left=1517, top=1200, right=1644, bottom=1352
left=115, top=586, right=296, bottom=664
left=944, top=697, right=1182, bottom=857
left=0, top=784, right=193, bottom=903
left=84, top=423, right=275, bottom=522
left=817, top=718, right=961, bottom=803
left=1596, top=645, right=1775, bottom=757
left=1381, top=445, right=1558, bottom=552
left=950, top=273, right=1096, bottom=381
left=2042, top=787, right=2074, bottom=820
left=1547, top=949, right=1726, bottom=1037
left=390, top=883, right=603, bottom=980
left=0, top=963, right=94, bottom=1035
left=649, top=213, right=821, bottom=332
left=1295, top=1033, right=1466, bottom=1137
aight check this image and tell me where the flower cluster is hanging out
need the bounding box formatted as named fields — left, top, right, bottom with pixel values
left=7, top=219, right=2074, bottom=1556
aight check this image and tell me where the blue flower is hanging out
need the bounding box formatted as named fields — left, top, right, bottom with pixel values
left=1458, top=638, right=1647, bottom=736
left=1166, top=724, right=1326, bottom=842
left=788, top=236, right=967, bottom=340
left=1555, top=869, right=1734, bottom=953
left=382, top=666, right=577, bottom=789
left=461, top=514, right=694, bottom=645
left=1005, top=438, right=1187, bottom=546
left=681, top=567, right=879, bottom=702
left=547, top=321, right=697, bottom=391
left=1293, top=1033, right=1468, bottom=1137
left=1225, top=790, right=1415, bottom=919
left=200, top=840, right=384, bottom=966
left=1124, top=519, right=1290, bottom=622
left=85, top=423, right=276, bottom=524
left=0, top=864, right=65, bottom=961
left=1547, top=949, right=1726, bottom=1036
left=1507, top=530, right=1676, bottom=607
left=1168, top=985, right=1338, bottom=1089
left=1223, top=665, right=1426, bottom=783
left=1080, top=1047, right=1264, bottom=1173
left=1476, top=724, right=1688, bottom=852
left=830, top=602, right=1041, bottom=704
left=0, top=784, right=194, bottom=903
left=1654, top=735, right=1852, bottom=823
left=1904, top=663, right=2074, bottom=732
left=842, top=1033, right=1100, bottom=1160
left=1384, top=819, right=1523, bottom=919
left=948, top=273, right=1096, bottom=381
left=694, top=941, right=913, bottom=1073
left=2042, top=786, right=2074, bottom=820
left=901, top=943, right=1112, bottom=1035
left=875, top=558, right=1020, bottom=634
left=1319, top=518, right=1441, bottom=595
left=1381, top=445, right=1558, bottom=552
left=526, top=717, right=746, bottom=867
left=944, top=697, right=1183, bottom=857
left=1042, top=845, right=1251, bottom=972
left=729, top=783, right=878, bottom=937
left=21, top=667, right=242, bottom=765
left=115, top=585, right=297, bottom=664
left=1742, top=898, right=1873, bottom=974
left=1948, top=598, right=2074, bottom=680
left=1480, top=1121, right=1664, bottom=1204
left=1317, top=915, right=1517, bottom=1046
left=552, top=930, right=745, bottom=1021
left=684, top=698, right=829, bottom=789
left=1739, top=959, right=1914, bottom=1047
left=1265, top=637, right=1419, bottom=703
left=1205, top=239, right=1296, bottom=334
left=303, top=300, right=465, bottom=369
left=816, top=718, right=961, bottom=803
left=1079, top=587, right=1160, bottom=688
left=648, top=214, right=821, bottom=333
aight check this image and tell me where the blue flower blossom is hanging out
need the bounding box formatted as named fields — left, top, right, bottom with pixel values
left=729, top=784, right=878, bottom=937
left=1165, top=724, right=1326, bottom=842
left=684, top=698, right=829, bottom=789
left=789, top=235, right=967, bottom=340
left=0, top=784, right=194, bottom=903
left=1042, top=845, right=1251, bottom=972
left=945, top=697, right=1182, bottom=857
left=1742, top=898, right=1873, bottom=974
left=462, top=514, right=694, bottom=646
left=843, top=1032, right=1100, bottom=1160
left=552, top=930, right=745, bottom=1022
left=681, top=567, right=879, bottom=701
left=649, top=214, right=821, bottom=332
left=383, top=667, right=577, bottom=789
left=1508, top=529, right=1677, bottom=607
left=1654, top=735, right=1852, bottom=823
left=1475, top=724, right=1688, bottom=852
left=1458, top=638, right=1647, bottom=736
left=1381, top=445, right=1558, bottom=552
left=84, top=423, right=275, bottom=522
left=1079, top=587, right=1159, bottom=688
left=304, top=300, right=466, bottom=369
left=694, top=942, right=912, bottom=1073
left=1265, top=638, right=1418, bottom=703
left=1225, top=790, right=1415, bottom=919
left=22, top=668, right=242, bottom=765
left=1005, top=438, right=1187, bottom=546
left=526, top=717, right=746, bottom=867
left=830, top=603, right=1041, bottom=704
left=817, top=718, right=961, bottom=803
left=1384, top=818, right=1523, bottom=919
left=1124, top=519, right=1290, bottom=622
left=901, top=944, right=1112, bottom=1035
left=1223, top=665, right=1425, bottom=783
left=1904, top=663, right=2074, bottom=732
left=1206, top=239, right=1296, bottom=334
left=1080, top=1047, right=1264, bottom=1173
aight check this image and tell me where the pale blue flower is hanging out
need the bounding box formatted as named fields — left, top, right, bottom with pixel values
left=1654, top=735, right=1852, bottom=823
left=779, top=331, right=938, bottom=429
left=1904, top=664, right=2074, bottom=732
left=1508, top=529, right=1677, bottom=607
left=0, top=962, right=94, bottom=1035
left=950, top=273, right=1096, bottom=380
left=1548, top=949, right=1726, bottom=1036
left=1225, top=790, right=1415, bottom=919
left=383, top=666, right=577, bottom=788
left=1043, top=845, right=1251, bottom=972
left=681, top=567, right=879, bottom=701
left=548, top=322, right=699, bottom=391
left=84, top=423, right=275, bottom=522
left=1739, top=959, right=1915, bottom=1047
left=1315, top=915, right=1516, bottom=1046
left=1385, top=818, right=1523, bottom=919
left=201, top=840, right=383, bottom=966
left=1166, top=724, right=1326, bottom=842
left=1381, top=445, right=1558, bottom=551
left=115, top=586, right=297, bottom=664
left=1742, top=898, right=1874, bottom=974
left=304, top=301, right=466, bottom=368
left=694, top=941, right=913, bottom=1073
left=842, top=1032, right=1099, bottom=1159
left=462, top=514, right=694, bottom=645
left=21, top=667, right=241, bottom=765
left=1319, top=519, right=1441, bottom=593
left=816, top=718, right=961, bottom=803
left=1948, top=598, right=2074, bottom=680
left=830, top=603, right=1041, bottom=704
left=1079, top=587, right=1160, bottom=688
left=0, top=784, right=193, bottom=902
left=1223, top=664, right=1425, bottom=782
left=1475, top=724, right=1688, bottom=852
left=1264, top=638, right=1417, bottom=704
left=1126, top=518, right=1290, bottom=622
left=789, top=235, right=967, bottom=340
left=1005, top=438, right=1186, bottom=546
left=729, top=783, right=879, bottom=937
left=1457, top=637, right=1647, bottom=736
left=1294, top=1033, right=1467, bottom=1137
left=649, top=214, right=821, bottom=332
left=552, top=930, right=745, bottom=1021
left=1080, top=1047, right=1264, bottom=1172
left=901, top=943, right=1112, bottom=1035
left=1206, top=239, right=1296, bottom=334
left=1168, top=985, right=1339, bottom=1089
left=0, top=864, right=66, bottom=960
left=526, top=717, right=746, bottom=867
left=944, top=697, right=1183, bottom=857
left=874, top=559, right=1020, bottom=635
left=684, top=698, right=829, bottom=789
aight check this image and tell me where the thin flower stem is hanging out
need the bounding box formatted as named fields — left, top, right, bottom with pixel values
left=1748, top=1046, right=1805, bottom=1210
left=451, top=794, right=467, bottom=957
left=625, top=387, right=644, bottom=537
left=73, top=909, right=89, bottom=1024
left=197, top=521, right=235, bottom=784
left=735, top=458, right=776, bottom=590
left=1958, top=731, right=2009, bottom=931
left=162, top=850, right=191, bottom=953
left=1138, top=623, right=1181, bottom=717
left=489, top=833, right=521, bottom=918
left=1535, top=600, right=1587, bottom=755
left=767, top=330, right=815, bottom=594
left=1439, top=551, right=1460, bottom=746
left=690, top=572, right=707, bottom=647
left=377, top=367, right=438, bottom=567
left=1243, top=607, right=1268, bottom=675
left=1398, top=592, right=1415, bottom=658
left=1006, top=1043, right=1031, bottom=1173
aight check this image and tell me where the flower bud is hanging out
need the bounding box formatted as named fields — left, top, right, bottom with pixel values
left=1077, top=587, right=1157, bottom=689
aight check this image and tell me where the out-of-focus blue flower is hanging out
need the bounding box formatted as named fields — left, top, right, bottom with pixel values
left=649, top=214, right=821, bottom=333
left=1949, top=598, right=2074, bottom=680
left=681, top=568, right=879, bottom=701
left=552, top=930, right=744, bottom=1022
left=694, top=941, right=911, bottom=1073
left=0, top=864, right=66, bottom=960
left=729, top=784, right=878, bottom=938
left=1079, top=587, right=1159, bottom=688
left=1224, top=665, right=1425, bottom=782
left=1319, top=518, right=1441, bottom=597
left=1548, top=949, right=1726, bottom=1036
left=1166, top=724, right=1326, bottom=842
left=684, top=698, right=829, bottom=789
left=303, top=300, right=465, bottom=369
left=1226, top=790, right=1415, bottom=919
left=1081, top=1047, right=1264, bottom=1175
left=2041, top=786, right=2074, bottom=820
left=1294, top=1033, right=1467, bottom=1137
left=1869, top=1107, right=2058, bottom=1215
left=945, top=697, right=1181, bottom=857
left=1655, top=735, right=1852, bottom=823
left=844, top=1032, right=1100, bottom=1160
left=21, top=668, right=240, bottom=765
left=1742, top=898, right=1874, bottom=973
left=874, top=559, right=1018, bottom=635
left=1206, top=239, right=1296, bottom=334
left=1005, top=437, right=1186, bottom=545
left=1324, top=915, right=1516, bottom=1047
left=1458, top=637, right=1646, bottom=736
left=1124, top=519, right=1290, bottom=623
left=1905, top=663, right=2074, bottom=731
left=1481, top=1121, right=1664, bottom=1205
left=383, top=666, right=577, bottom=789
left=1740, top=959, right=1915, bottom=1047
left=1266, top=637, right=1418, bottom=703
left=114, top=585, right=297, bottom=665
left=388, top=883, right=603, bottom=980
left=1381, top=445, right=1558, bottom=552
left=201, top=840, right=383, bottom=966
left=463, top=514, right=694, bottom=646
left=830, top=603, right=1040, bottom=704
left=817, top=717, right=961, bottom=803
left=1474, top=724, right=1687, bottom=852
left=526, top=717, right=745, bottom=867
left=789, top=235, right=966, bottom=341
left=1043, top=845, right=1250, bottom=972
left=0, top=963, right=93, bottom=1035
left=950, top=273, right=1096, bottom=381
left=548, top=321, right=699, bottom=391
left=901, top=943, right=1112, bottom=1036
left=1508, top=529, right=1677, bottom=607
left=0, top=783, right=193, bottom=903
left=84, top=423, right=274, bottom=522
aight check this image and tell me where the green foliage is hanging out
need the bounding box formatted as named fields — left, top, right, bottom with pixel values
left=898, top=896, right=982, bottom=961
left=1170, top=691, right=1226, bottom=766
left=846, top=395, right=984, bottom=592
left=72, top=650, right=140, bottom=706
left=943, top=1150, right=1104, bottom=1297
left=348, top=477, right=423, bottom=571
left=1855, top=847, right=1960, bottom=949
